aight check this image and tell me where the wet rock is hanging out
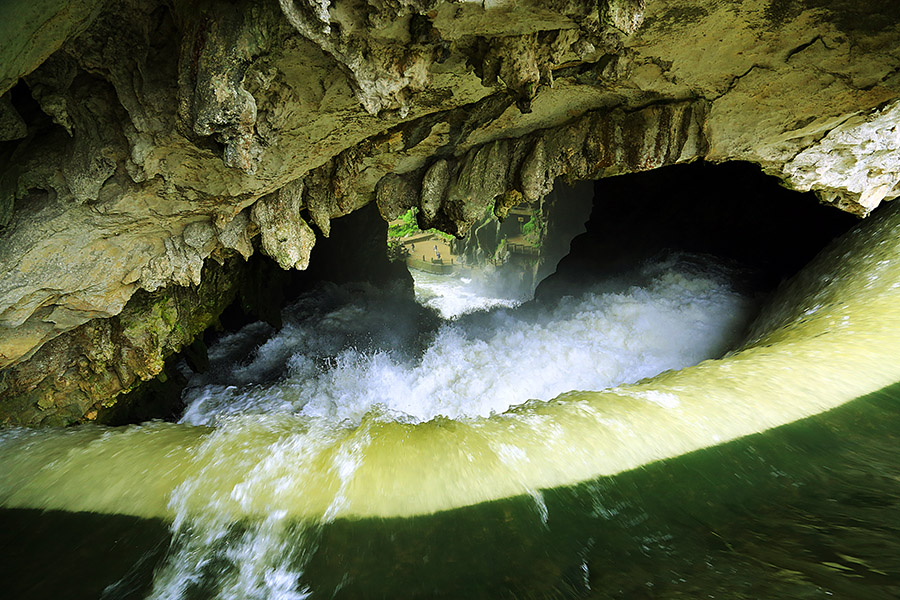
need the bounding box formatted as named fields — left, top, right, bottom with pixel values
left=419, top=159, right=450, bottom=221
left=599, top=0, right=647, bottom=35
left=375, top=172, right=420, bottom=223
left=780, top=100, right=900, bottom=216
left=216, top=210, right=256, bottom=259
left=0, top=257, right=246, bottom=427
left=0, top=95, right=26, bottom=142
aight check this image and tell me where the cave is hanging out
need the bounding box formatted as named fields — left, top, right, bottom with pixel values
left=2, top=0, right=900, bottom=598
left=71, top=161, right=858, bottom=428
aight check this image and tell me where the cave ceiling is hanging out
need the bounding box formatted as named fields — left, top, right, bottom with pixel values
left=0, top=0, right=898, bottom=386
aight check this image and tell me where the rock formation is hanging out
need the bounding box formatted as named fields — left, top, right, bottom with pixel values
left=1, top=0, right=898, bottom=425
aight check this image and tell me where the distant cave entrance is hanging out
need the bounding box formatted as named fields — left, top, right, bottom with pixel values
left=391, top=160, right=856, bottom=320
left=389, top=179, right=595, bottom=318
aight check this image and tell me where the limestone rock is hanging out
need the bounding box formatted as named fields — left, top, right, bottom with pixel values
left=781, top=100, right=900, bottom=215
left=140, top=234, right=207, bottom=291
left=251, top=181, right=316, bottom=270
left=217, top=210, right=256, bottom=259
left=387, top=100, right=708, bottom=235
left=0, top=94, right=26, bottom=142
left=0, top=257, right=244, bottom=427
left=375, top=173, right=420, bottom=222
left=419, top=159, right=450, bottom=220
left=0, top=0, right=106, bottom=96
left=0, top=0, right=899, bottom=424
left=599, top=0, right=646, bottom=35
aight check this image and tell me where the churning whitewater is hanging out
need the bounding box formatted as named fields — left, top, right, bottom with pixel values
left=144, top=254, right=755, bottom=600
left=5, top=200, right=900, bottom=600
left=180, top=254, right=754, bottom=426
left=409, top=269, right=528, bottom=318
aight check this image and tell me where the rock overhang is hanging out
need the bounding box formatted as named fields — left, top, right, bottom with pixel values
left=0, top=0, right=898, bottom=424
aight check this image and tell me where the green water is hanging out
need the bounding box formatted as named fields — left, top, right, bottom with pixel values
left=1, top=382, right=898, bottom=599
left=3, top=200, right=900, bottom=598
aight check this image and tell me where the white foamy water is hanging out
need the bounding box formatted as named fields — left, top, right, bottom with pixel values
left=147, top=253, right=755, bottom=599
left=180, top=254, right=755, bottom=427
left=411, top=269, right=528, bottom=318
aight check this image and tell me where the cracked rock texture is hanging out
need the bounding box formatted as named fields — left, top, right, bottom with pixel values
left=1, top=0, right=898, bottom=424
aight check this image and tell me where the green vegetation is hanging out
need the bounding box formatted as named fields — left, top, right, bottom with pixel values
left=520, top=211, right=544, bottom=247
left=386, top=239, right=409, bottom=262
left=521, top=215, right=537, bottom=237
left=388, top=208, right=422, bottom=238
left=388, top=208, right=454, bottom=242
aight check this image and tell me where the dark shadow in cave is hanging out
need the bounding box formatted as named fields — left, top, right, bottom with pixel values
left=536, top=161, right=858, bottom=304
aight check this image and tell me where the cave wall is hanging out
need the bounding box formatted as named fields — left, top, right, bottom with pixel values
left=0, top=201, right=404, bottom=426
left=0, top=0, right=898, bottom=424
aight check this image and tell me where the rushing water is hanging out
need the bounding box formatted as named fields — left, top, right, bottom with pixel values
left=3, top=202, right=900, bottom=599
left=180, top=254, right=753, bottom=425
left=410, top=269, right=528, bottom=318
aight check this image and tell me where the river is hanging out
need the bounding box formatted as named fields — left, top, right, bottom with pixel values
left=2, top=202, right=900, bottom=599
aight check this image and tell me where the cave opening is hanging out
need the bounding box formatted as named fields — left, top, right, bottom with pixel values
left=537, top=161, right=857, bottom=303
left=391, top=160, right=856, bottom=328
left=112, top=159, right=859, bottom=428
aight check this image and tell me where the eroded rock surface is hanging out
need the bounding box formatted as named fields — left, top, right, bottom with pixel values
left=0, top=257, right=244, bottom=426
left=1, top=0, right=898, bottom=424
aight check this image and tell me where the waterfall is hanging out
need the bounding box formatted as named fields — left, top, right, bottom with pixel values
left=3, top=202, right=900, bottom=599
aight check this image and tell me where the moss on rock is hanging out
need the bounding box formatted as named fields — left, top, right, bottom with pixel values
left=0, top=255, right=246, bottom=427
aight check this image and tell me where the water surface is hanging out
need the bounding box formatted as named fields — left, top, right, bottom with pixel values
left=3, top=203, right=900, bottom=599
